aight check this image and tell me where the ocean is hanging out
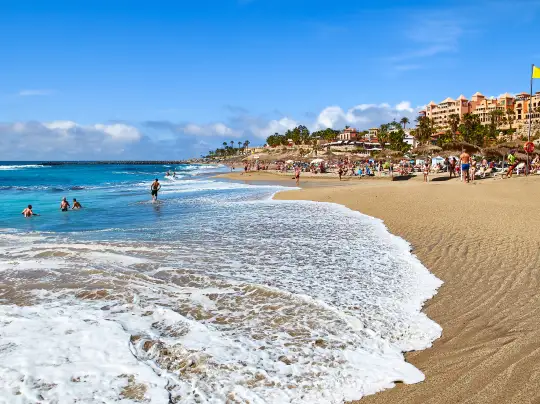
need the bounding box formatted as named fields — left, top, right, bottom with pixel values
left=0, top=162, right=442, bottom=403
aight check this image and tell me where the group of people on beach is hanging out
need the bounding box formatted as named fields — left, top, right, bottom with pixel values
left=21, top=197, right=82, bottom=217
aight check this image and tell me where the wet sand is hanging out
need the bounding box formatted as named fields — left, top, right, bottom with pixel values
left=219, top=171, right=540, bottom=403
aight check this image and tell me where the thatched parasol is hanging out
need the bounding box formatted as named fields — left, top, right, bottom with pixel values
left=441, top=141, right=480, bottom=154
left=411, top=145, right=442, bottom=155
left=481, top=147, right=506, bottom=158
left=499, top=140, right=525, bottom=149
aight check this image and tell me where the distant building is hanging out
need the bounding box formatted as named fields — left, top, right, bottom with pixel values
left=338, top=127, right=359, bottom=141
left=418, top=91, right=540, bottom=136
left=403, top=131, right=417, bottom=148
left=367, top=128, right=379, bottom=140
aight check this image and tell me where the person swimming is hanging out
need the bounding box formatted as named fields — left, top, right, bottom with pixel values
left=72, top=198, right=82, bottom=209
left=60, top=197, right=71, bottom=211
left=21, top=205, right=38, bottom=217
left=151, top=178, right=161, bottom=201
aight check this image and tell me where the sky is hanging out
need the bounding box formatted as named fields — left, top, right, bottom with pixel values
left=1, top=0, right=539, bottom=160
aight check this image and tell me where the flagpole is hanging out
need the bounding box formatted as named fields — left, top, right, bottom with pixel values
left=527, top=64, right=533, bottom=174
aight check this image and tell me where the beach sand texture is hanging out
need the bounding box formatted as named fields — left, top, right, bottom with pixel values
left=221, top=171, right=540, bottom=404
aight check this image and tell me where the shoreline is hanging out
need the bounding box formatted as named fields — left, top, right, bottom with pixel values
left=219, top=170, right=540, bottom=403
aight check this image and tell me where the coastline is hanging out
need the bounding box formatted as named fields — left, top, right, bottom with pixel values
left=218, top=170, right=540, bottom=403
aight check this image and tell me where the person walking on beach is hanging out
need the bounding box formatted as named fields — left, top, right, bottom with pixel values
left=449, top=157, right=457, bottom=178
left=460, top=151, right=471, bottom=183
left=506, top=151, right=518, bottom=178
left=60, top=197, right=71, bottom=211
left=338, top=166, right=343, bottom=181
left=470, top=159, right=477, bottom=182
left=72, top=198, right=82, bottom=209
left=423, top=162, right=430, bottom=182
left=151, top=178, right=161, bottom=201
left=21, top=205, right=38, bottom=217
left=294, top=165, right=301, bottom=186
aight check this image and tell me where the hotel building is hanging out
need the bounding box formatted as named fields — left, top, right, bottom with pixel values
left=419, top=91, right=540, bottom=136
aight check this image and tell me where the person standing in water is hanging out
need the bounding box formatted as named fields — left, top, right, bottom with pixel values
left=22, top=205, right=38, bottom=217
left=72, top=198, right=82, bottom=209
left=60, top=197, right=71, bottom=211
left=151, top=178, right=161, bottom=201
left=294, top=165, right=301, bottom=186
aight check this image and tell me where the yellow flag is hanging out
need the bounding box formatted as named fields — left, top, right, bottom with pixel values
left=533, top=65, right=540, bottom=79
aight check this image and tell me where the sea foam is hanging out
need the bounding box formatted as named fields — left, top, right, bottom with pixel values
left=0, top=176, right=442, bottom=403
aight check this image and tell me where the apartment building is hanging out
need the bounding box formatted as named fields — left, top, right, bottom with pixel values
left=419, top=91, right=540, bottom=135
left=423, top=95, right=470, bottom=127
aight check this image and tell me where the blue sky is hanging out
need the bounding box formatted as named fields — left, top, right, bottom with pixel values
left=1, top=0, right=539, bottom=160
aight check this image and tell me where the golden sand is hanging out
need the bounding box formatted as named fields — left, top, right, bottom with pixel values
left=219, top=171, right=540, bottom=404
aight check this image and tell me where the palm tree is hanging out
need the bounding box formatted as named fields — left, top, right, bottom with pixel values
left=244, top=140, right=250, bottom=154
left=400, top=117, right=410, bottom=129
left=222, top=142, right=228, bottom=148
left=377, top=124, right=390, bottom=149
left=448, top=114, right=461, bottom=141
left=230, top=141, right=234, bottom=149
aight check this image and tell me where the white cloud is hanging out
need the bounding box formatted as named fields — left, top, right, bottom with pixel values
left=182, top=122, right=241, bottom=138
left=94, top=123, right=142, bottom=141
left=395, top=101, right=414, bottom=113
left=18, top=89, right=54, bottom=96
left=250, top=117, right=298, bottom=139
left=312, top=102, right=417, bottom=130
left=0, top=121, right=142, bottom=160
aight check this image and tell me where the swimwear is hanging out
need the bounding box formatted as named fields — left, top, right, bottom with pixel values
left=61, top=207, right=68, bottom=212
left=151, top=190, right=158, bottom=196
left=461, top=163, right=470, bottom=171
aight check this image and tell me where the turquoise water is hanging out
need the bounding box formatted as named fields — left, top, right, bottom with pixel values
left=0, top=162, right=251, bottom=234
left=0, top=162, right=442, bottom=403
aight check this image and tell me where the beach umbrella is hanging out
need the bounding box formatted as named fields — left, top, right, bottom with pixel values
left=481, top=147, right=505, bottom=158
left=411, top=145, right=442, bottom=155
left=311, top=158, right=324, bottom=164
left=441, top=141, right=480, bottom=154
left=500, top=140, right=525, bottom=149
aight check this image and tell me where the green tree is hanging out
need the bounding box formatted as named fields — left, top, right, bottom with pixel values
left=459, top=113, right=484, bottom=146
left=414, top=116, right=433, bottom=145
left=400, top=117, right=410, bottom=129
left=377, top=123, right=390, bottom=149
left=506, top=108, right=516, bottom=140
left=448, top=114, right=461, bottom=141
left=311, top=128, right=339, bottom=142
left=487, top=110, right=504, bottom=143
left=387, top=121, right=410, bottom=152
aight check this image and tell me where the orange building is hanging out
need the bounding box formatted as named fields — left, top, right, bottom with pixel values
left=419, top=91, right=540, bottom=136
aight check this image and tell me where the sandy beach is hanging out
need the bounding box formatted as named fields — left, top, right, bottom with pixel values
left=218, top=171, right=540, bottom=404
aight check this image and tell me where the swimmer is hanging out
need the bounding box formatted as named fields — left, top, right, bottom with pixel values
left=60, top=197, right=71, bottom=211
left=72, top=198, right=82, bottom=209
left=21, top=205, right=38, bottom=217
left=151, top=178, right=161, bottom=201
